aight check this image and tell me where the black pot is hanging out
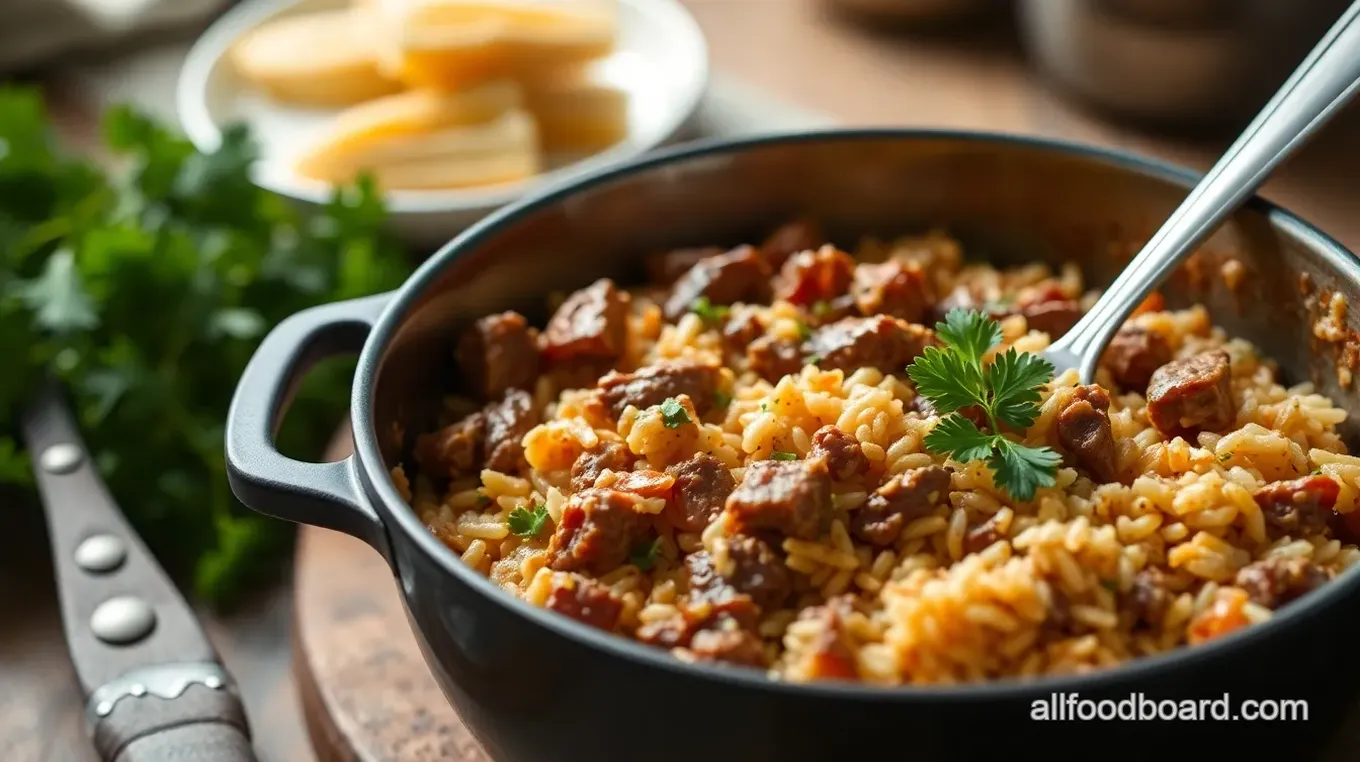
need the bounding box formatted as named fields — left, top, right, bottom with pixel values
left=226, top=131, right=1360, bottom=762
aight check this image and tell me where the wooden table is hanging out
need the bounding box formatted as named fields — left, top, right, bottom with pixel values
left=10, top=2, right=1360, bottom=760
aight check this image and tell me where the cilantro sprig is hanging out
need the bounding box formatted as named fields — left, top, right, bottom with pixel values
left=659, top=397, right=692, bottom=428
left=630, top=537, right=662, bottom=571
left=906, top=309, right=1061, bottom=502
left=507, top=505, right=550, bottom=538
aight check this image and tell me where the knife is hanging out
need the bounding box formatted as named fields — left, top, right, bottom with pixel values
left=20, top=380, right=258, bottom=762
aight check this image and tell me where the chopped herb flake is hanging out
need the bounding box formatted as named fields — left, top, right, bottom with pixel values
left=507, top=505, right=550, bottom=538
left=690, top=296, right=730, bottom=325
left=807, top=354, right=822, bottom=367
left=631, top=537, right=662, bottom=571
left=714, top=390, right=732, bottom=408
left=771, top=451, right=798, bottom=461
left=795, top=320, right=812, bottom=341
left=812, top=300, right=831, bottom=318
left=1219, top=452, right=1232, bottom=462
left=659, top=397, right=692, bottom=428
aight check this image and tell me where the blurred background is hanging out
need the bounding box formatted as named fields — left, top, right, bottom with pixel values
left=5, top=0, right=1360, bottom=760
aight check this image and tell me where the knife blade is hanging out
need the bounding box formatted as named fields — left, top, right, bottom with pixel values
left=20, top=379, right=259, bottom=762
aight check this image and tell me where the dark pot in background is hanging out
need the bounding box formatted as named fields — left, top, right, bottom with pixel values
left=227, top=132, right=1360, bottom=762
left=1018, top=0, right=1354, bottom=136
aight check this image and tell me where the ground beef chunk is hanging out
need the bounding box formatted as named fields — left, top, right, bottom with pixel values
left=543, top=571, right=624, bottom=631
left=1235, top=557, right=1329, bottom=609
left=1123, top=567, right=1171, bottom=629
left=724, top=458, right=834, bottom=540
left=569, top=440, right=632, bottom=492
left=804, top=315, right=938, bottom=376
left=746, top=336, right=805, bottom=382
left=908, top=396, right=990, bottom=429
left=1254, top=475, right=1339, bottom=536
left=597, top=360, right=722, bottom=419
left=663, top=245, right=772, bottom=321
left=809, top=425, right=870, bottom=480
left=792, top=596, right=859, bottom=680
left=542, top=278, right=629, bottom=364
left=721, top=536, right=792, bottom=610
left=1016, top=288, right=1082, bottom=338
left=665, top=453, right=736, bottom=533
left=722, top=312, right=765, bottom=353
left=962, top=513, right=1004, bottom=555
left=772, top=245, right=856, bottom=307
left=851, top=260, right=933, bottom=323
left=646, top=246, right=723, bottom=286
left=546, top=488, right=651, bottom=575
left=483, top=389, right=539, bottom=473
left=1146, top=350, right=1234, bottom=437
left=687, top=622, right=767, bottom=667
left=1103, top=327, right=1173, bottom=391
left=760, top=218, right=823, bottom=270
left=455, top=311, right=539, bottom=401
left=1055, top=384, right=1118, bottom=483
left=809, top=294, right=860, bottom=326
left=850, top=465, right=952, bottom=546
left=636, top=588, right=765, bottom=667
left=414, top=412, right=485, bottom=480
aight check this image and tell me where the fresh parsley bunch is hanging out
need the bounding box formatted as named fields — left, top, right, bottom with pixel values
left=0, top=87, right=411, bottom=606
left=907, top=309, right=1062, bottom=501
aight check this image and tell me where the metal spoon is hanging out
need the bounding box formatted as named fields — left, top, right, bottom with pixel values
left=1043, top=0, right=1360, bottom=384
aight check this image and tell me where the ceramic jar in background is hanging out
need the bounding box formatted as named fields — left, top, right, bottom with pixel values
left=1017, top=0, right=1353, bottom=135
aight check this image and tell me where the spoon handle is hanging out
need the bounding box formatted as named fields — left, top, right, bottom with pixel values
left=1051, top=0, right=1360, bottom=384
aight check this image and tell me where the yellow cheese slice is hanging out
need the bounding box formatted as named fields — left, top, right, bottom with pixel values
left=369, top=0, right=618, bottom=90
left=230, top=8, right=402, bottom=107
left=296, top=106, right=541, bottom=190
left=521, top=70, right=628, bottom=153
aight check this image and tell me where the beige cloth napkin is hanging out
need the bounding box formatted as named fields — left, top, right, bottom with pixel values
left=0, top=0, right=226, bottom=73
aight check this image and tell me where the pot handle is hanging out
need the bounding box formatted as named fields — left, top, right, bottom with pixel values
left=225, top=292, right=393, bottom=562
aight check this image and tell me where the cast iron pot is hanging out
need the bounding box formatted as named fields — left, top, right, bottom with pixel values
left=226, top=131, right=1360, bottom=762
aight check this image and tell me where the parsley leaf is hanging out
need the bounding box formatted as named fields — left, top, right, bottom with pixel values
left=770, top=451, right=799, bottom=461
left=507, top=505, right=550, bottom=538
left=906, top=309, right=1060, bottom=502
left=659, top=397, right=691, bottom=428
left=630, top=537, right=662, bottom=571
left=690, top=296, right=730, bottom=325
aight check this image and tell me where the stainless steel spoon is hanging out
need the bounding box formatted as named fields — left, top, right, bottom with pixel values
left=1043, top=0, right=1360, bottom=384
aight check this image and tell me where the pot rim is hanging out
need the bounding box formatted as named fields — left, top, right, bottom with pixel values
left=350, top=128, right=1360, bottom=701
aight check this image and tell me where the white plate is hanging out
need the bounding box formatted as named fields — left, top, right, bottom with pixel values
left=176, top=0, right=708, bottom=247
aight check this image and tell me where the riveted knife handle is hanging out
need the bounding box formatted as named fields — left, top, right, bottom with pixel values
left=21, top=380, right=258, bottom=762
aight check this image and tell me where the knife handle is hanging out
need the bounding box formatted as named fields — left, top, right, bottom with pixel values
left=21, top=382, right=259, bottom=762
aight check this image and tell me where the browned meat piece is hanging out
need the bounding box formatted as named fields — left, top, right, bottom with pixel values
left=543, top=571, right=624, bottom=631
left=724, top=458, right=834, bottom=540
left=414, top=412, right=485, bottom=480
left=792, top=596, right=859, bottom=680
left=482, top=389, right=540, bottom=474
left=746, top=336, right=805, bottom=382
left=665, top=453, right=736, bottom=533
left=851, top=260, right=933, bottom=323
left=687, top=537, right=791, bottom=611
left=569, top=440, right=632, bottom=492
left=542, top=278, right=629, bottom=364
left=663, top=245, right=773, bottom=321
left=1146, top=350, right=1235, bottom=437
left=804, top=315, right=938, bottom=376
left=1055, top=384, right=1118, bottom=483
left=597, top=360, right=722, bottom=418
left=1235, top=557, right=1329, bottom=609
left=907, top=396, right=990, bottom=429
left=1254, top=475, right=1339, bottom=536
left=809, top=425, right=870, bottom=480
left=722, top=312, right=764, bottom=353
left=1044, top=589, right=1072, bottom=633
left=1016, top=287, right=1082, bottom=338
left=455, top=311, right=540, bottom=401
left=932, top=284, right=985, bottom=323
left=772, top=245, right=856, bottom=307
left=687, top=620, right=767, bottom=668
left=962, top=513, right=1004, bottom=555
left=1123, top=567, right=1171, bottom=629
left=645, top=246, right=723, bottom=286
left=546, top=488, right=651, bottom=575
left=1103, top=327, right=1173, bottom=391
left=760, top=218, right=824, bottom=270
left=809, top=294, right=860, bottom=326
left=608, top=469, right=676, bottom=500
left=850, top=465, right=952, bottom=546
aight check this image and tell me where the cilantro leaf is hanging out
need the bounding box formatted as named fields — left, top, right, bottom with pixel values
left=659, top=397, right=692, bottom=428
left=631, top=537, right=662, bottom=571
left=985, top=348, right=1054, bottom=430
left=507, top=505, right=550, bottom=538
left=988, top=438, right=1061, bottom=502
left=713, top=389, right=732, bottom=408
left=936, top=307, right=1002, bottom=366
left=907, top=344, right=985, bottom=414
left=923, top=415, right=993, bottom=464
left=770, top=451, right=798, bottom=461
left=690, top=296, right=730, bottom=325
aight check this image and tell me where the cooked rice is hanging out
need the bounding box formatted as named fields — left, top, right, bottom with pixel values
left=398, top=229, right=1360, bottom=686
